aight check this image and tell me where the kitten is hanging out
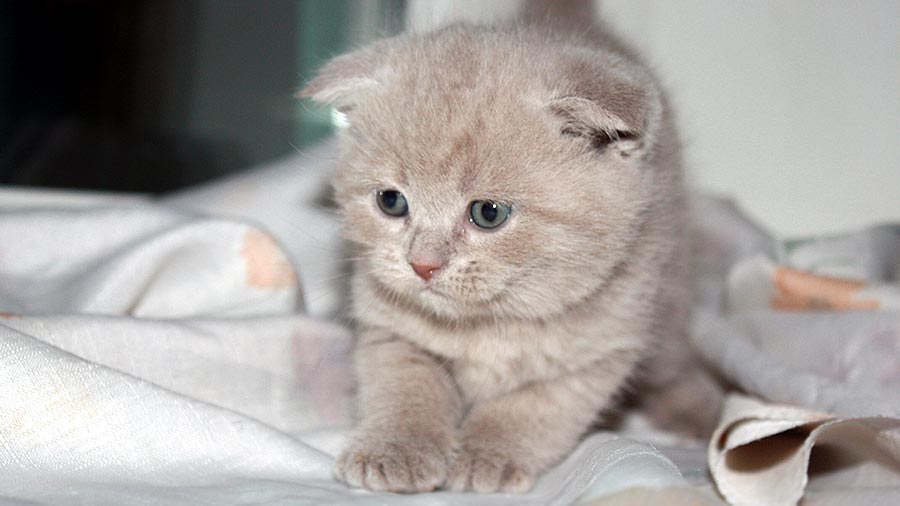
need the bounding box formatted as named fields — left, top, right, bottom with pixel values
left=301, top=1, right=721, bottom=494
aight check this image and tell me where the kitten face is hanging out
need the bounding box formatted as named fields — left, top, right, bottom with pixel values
left=301, top=26, right=663, bottom=323
left=330, top=65, right=651, bottom=322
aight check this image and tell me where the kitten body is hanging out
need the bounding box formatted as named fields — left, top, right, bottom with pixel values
left=302, top=3, right=719, bottom=494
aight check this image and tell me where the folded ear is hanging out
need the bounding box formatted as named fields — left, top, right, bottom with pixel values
left=546, top=55, right=661, bottom=158
left=297, top=41, right=395, bottom=112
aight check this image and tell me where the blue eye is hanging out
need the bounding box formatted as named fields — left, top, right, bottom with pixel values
left=469, top=200, right=511, bottom=229
left=376, top=190, right=408, bottom=217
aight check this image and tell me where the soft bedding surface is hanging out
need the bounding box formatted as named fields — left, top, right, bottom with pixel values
left=1, top=139, right=898, bottom=505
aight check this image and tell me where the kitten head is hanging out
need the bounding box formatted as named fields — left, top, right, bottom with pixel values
left=301, top=25, right=666, bottom=323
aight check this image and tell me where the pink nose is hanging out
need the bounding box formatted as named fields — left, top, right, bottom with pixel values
left=411, top=262, right=442, bottom=281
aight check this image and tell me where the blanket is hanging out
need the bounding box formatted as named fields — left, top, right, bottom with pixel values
left=1, top=139, right=898, bottom=505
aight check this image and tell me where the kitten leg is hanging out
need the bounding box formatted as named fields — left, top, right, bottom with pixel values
left=447, top=358, right=636, bottom=493
left=334, top=330, right=462, bottom=493
left=639, top=353, right=724, bottom=438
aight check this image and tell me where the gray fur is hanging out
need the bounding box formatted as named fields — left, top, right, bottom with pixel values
left=301, top=8, right=721, bottom=494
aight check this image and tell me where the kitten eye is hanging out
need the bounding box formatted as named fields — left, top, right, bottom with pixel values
left=376, top=189, right=408, bottom=217
left=469, top=200, right=511, bottom=229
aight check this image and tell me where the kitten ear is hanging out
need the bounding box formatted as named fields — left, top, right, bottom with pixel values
left=297, top=42, right=394, bottom=112
left=546, top=60, right=661, bottom=157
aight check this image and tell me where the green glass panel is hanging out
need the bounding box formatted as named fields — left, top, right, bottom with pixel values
left=296, top=0, right=353, bottom=146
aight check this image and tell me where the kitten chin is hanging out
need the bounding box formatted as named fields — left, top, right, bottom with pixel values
left=302, top=3, right=722, bottom=494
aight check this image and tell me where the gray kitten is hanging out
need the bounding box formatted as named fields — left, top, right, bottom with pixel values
left=301, top=1, right=721, bottom=494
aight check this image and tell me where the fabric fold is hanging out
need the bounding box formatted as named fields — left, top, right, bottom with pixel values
left=709, top=395, right=900, bottom=506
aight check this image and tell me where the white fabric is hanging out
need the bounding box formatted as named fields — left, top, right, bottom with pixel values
left=691, top=195, right=900, bottom=505
left=2, top=138, right=899, bottom=505
left=163, top=140, right=344, bottom=320
left=0, top=205, right=300, bottom=317
left=0, top=145, right=690, bottom=505
left=710, top=395, right=900, bottom=506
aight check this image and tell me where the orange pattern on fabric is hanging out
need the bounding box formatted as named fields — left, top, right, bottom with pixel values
left=241, top=230, right=298, bottom=289
left=771, top=266, right=879, bottom=311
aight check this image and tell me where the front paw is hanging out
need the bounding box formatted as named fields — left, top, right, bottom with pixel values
left=446, top=436, right=536, bottom=493
left=334, top=431, right=454, bottom=493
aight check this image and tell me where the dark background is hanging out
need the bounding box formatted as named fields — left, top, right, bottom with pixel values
left=0, top=0, right=402, bottom=193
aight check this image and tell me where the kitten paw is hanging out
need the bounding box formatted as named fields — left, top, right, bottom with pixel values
left=334, top=433, right=452, bottom=493
left=446, top=443, right=535, bottom=493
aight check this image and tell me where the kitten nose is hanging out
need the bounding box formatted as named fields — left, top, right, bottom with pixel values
left=410, top=261, right=443, bottom=281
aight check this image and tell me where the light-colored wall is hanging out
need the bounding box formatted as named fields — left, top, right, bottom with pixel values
left=407, top=0, right=900, bottom=238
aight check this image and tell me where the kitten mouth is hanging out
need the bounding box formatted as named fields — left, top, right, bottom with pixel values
left=422, top=282, right=507, bottom=306
left=422, top=285, right=476, bottom=307
left=422, top=284, right=451, bottom=299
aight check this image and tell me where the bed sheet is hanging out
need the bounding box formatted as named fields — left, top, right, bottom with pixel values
left=1, top=138, right=898, bottom=505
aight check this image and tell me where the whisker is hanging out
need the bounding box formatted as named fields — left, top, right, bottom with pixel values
left=305, top=271, right=355, bottom=287
left=295, top=255, right=365, bottom=267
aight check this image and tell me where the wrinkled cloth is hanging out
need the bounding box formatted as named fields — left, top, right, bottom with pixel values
left=2, top=138, right=899, bottom=505
left=709, top=395, right=900, bottom=506
left=692, top=196, right=900, bottom=505
left=0, top=204, right=301, bottom=318
left=0, top=148, right=691, bottom=505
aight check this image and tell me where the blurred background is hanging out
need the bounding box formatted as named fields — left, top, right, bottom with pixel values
left=0, top=0, right=404, bottom=193
left=0, top=0, right=897, bottom=236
